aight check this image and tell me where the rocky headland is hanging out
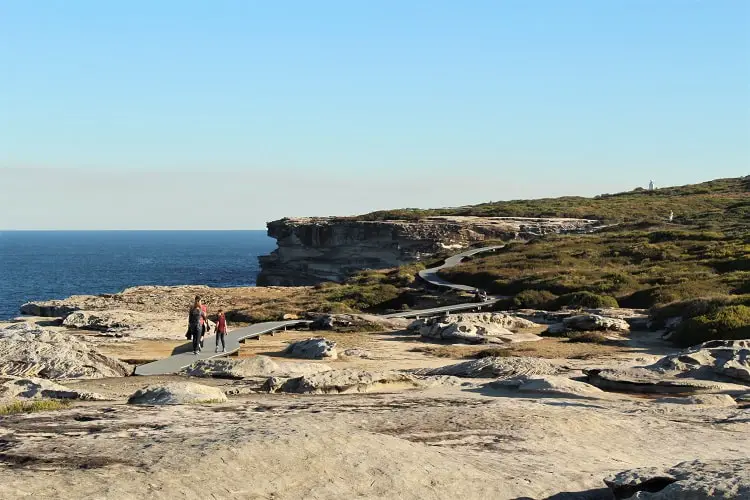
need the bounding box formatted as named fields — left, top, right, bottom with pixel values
left=257, top=215, right=601, bottom=285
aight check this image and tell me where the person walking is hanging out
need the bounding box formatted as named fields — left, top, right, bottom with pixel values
left=215, top=309, right=228, bottom=353
left=188, top=296, right=208, bottom=355
left=199, top=301, right=209, bottom=349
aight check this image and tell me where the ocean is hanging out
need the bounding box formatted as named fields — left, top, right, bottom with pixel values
left=0, top=231, right=276, bottom=320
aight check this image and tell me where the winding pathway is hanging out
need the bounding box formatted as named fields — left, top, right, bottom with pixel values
left=134, top=245, right=502, bottom=376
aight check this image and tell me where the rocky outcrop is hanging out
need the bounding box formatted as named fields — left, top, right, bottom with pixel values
left=410, top=313, right=541, bottom=344
left=417, top=356, right=562, bottom=379
left=268, top=369, right=422, bottom=394
left=0, top=376, right=106, bottom=401
left=181, top=356, right=332, bottom=379
left=491, top=375, right=609, bottom=399
left=0, top=324, right=131, bottom=379
left=586, top=340, right=750, bottom=394
left=257, top=216, right=600, bottom=285
left=284, top=338, right=338, bottom=359
left=604, top=459, right=750, bottom=499
left=127, top=382, right=227, bottom=405
left=651, top=340, right=749, bottom=382
left=585, top=367, right=746, bottom=394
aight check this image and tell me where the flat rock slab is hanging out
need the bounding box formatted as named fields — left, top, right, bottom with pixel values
left=418, top=356, right=563, bottom=379
left=605, top=458, right=750, bottom=499
left=585, top=368, right=745, bottom=394
left=182, top=356, right=331, bottom=379
left=655, top=394, right=737, bottom=407
left=128, top=382, right=227, bottom=405
left=0, top=323, right=131, bottom=379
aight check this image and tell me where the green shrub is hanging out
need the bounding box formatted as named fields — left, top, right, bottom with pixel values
left=323, top=284, right=402, bottom=311
left=670, top=304, right=750, bottom=346
left=567, top=331, right=608, bottom=344
left=470, top=348, right=513, bottom=358
left=512, top=289, right=558, bottom=309
left=553, top=291, right=619, bottom=310
left=649, top=295, right=750, bottom=329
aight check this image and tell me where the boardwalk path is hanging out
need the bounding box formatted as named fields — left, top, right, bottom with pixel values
left=134, top=245, right=502, bottom=375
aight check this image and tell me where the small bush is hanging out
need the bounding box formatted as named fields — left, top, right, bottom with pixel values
left=553, top=291, right=619, bottom=310
left=0, top=400, right=71, bottom=415
left=567, top=332, right=608, bottom=344
left=670, top=304, right=750, bottom=346
left=470, top=348, right=513, bottom=358
left=512, top=289, right=558, bottom=309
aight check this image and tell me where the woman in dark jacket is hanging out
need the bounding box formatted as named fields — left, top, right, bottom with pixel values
left=188, top=296, right=208, bottom=354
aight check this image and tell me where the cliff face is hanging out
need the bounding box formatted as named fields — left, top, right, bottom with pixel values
left=257, top=216, right=600, bottom=286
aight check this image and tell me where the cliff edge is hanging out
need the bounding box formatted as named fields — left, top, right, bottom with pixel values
left=257, top=216, right=600, bottom=286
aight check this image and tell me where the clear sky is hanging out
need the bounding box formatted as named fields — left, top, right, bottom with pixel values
left=1, top=1, right=748, bottom=229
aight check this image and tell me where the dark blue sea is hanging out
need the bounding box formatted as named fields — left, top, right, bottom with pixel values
left=0, top=231, right=276, bottom=320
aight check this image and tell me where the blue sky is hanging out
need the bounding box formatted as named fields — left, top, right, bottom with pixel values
left=1, top=1, right=748, bottom=229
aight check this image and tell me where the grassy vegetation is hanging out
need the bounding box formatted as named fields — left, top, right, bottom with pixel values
left=650, top=296, right=750, bottom=346
left=0, top=399, right=71, bottom=415
left=360, top=176, right=750, bottom=227
left=439, top=225, right=748, bottom=309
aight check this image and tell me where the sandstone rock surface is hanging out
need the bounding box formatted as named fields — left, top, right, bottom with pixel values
left=419, top=356, right=562, bottom=379
left=411, top=313, right=541, bottom=344
left=585, top=367, right=742, bottom=394
left=656, top=394, right=737, bottom=407
left=0, top=376, right=106, bottom=402
left=284, top=338, right=338, bottom=359
left=604, top=459, right=750, bottom=499
left=127, top=382, right=227, bottom=405
left=0, top=324, right=131, bottom=379
left=652, top=340, right=749, bottom=382
left=491, top=375, right=608, bottom=399
left=271, top=369, right=422, bottom=394
left=182, top=356, right=332, bottom=379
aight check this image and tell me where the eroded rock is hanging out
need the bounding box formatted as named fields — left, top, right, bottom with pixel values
left=418, top=356, right=562, bottom=379
left=182, top=356, right=331, bottom=379
left=0, top=376, right=106, bottom=401
left=127, top=382, right=227, bottom=405
left=604, top=459, right=750, bottom=499
left=284, top=338, right=338, bottom=359
left=491, top=375, right=608, bottom=399
left=585, top=368, right=741, bottom=394
left=411, top=313, right=541, bottom=344
left=652, top=340, right=749, bottom=382
left=271, top=369, right=422, bottom=394
left=562, top=314, right=630, bottom=332
left=0, top=324, right=131, bottom=379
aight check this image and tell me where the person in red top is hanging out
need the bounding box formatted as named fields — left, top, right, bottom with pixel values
left=215, top=309, right=228, bottom=353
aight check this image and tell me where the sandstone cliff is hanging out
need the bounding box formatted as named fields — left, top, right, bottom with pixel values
left=257, top=216, right=600, bottom=286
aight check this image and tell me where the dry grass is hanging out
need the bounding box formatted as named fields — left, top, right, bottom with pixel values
left=0, top=400, right=72, bottom=415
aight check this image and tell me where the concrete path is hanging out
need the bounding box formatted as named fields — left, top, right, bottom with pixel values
left=134, top=320, right=310, bottom=376
left=135, top=245, right=503, bottom=376
left=417, top=245, right=504, bottom=292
